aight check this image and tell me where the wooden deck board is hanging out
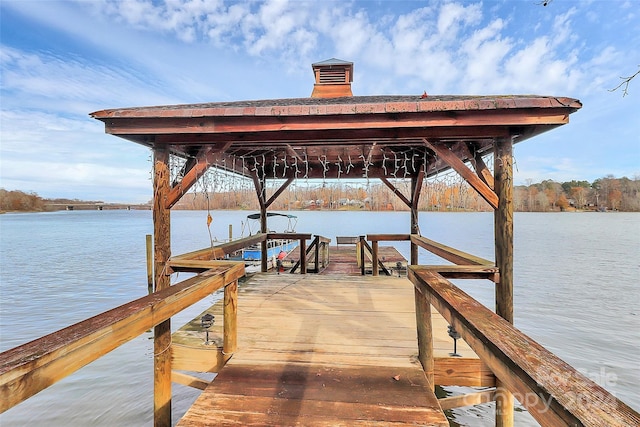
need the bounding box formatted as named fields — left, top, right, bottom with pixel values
left=176, top=256, right=480, bottom=425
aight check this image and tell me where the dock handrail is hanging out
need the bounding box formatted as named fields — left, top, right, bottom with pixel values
left=0, top=262, right=244, bottom=413
left=290, top=234, right=331, bottom=273
left=171, top=234, right=267, bottom=261
left=409, top=267, right=640, bottom=427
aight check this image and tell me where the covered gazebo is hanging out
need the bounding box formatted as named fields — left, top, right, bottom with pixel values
left=90, top=59, right=582, bottom=425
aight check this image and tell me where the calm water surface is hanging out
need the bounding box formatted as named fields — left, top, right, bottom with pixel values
left=1, top=210, right=638, bottom=426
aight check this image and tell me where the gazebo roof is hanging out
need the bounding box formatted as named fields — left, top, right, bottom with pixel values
left=90, top=94, right=581, bottom=181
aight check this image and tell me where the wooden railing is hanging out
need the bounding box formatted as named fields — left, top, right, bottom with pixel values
left=409, top=267, right=640, bottom=427
left=290, top=234, right=331, bottom=273
left=397, top=233, right=640, bottom=426
left=0, top=261, right=244, bottom=413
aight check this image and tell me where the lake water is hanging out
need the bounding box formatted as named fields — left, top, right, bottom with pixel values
left=1, top=210, right=638, bottom=426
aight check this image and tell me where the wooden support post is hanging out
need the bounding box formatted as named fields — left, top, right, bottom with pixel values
left=223, top=280, right=238, bottom=357
left=146, top=234, right=153, bottom=290
left=410, top=174, right=421, bottom=265
left=260, top=207, right=267, bottom=274
left=153, top=147, right=172, bottom=427
left=372, top=240, right=379, bottom=276
left=228, top=224, right=233, bottom=242
left=360, top=236, right=366, bottom=276
left=494, top=137, right=514, bottom=427
left=299, top=237, right=307, bottom=274
left=414, top=287, right=434, bottom=388
left=311, top=236, right=319, bottom=273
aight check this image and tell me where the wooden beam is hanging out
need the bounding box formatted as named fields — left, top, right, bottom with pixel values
left=171, top=344, right=228, bottom=373
left=409, top=269, right=640, bottom=427
left=367, top=234, right=411, bottom=242
left=466, top=142, right=494, bottom=190
left=165, top=147, right=217, bottom=209
left=412, top=265, right=499, bottom=281
left=0, top=264, right=244, bottom=413
left=265, top=176, right=294, bottom=208
left=379, top=177, right=411, bottom=207
left=434, top=357, right=495, bottom=387
left=411, top=235, right=493, bottom=266
left=267, top=232, right=312, bottom=241
left=423, top=139, right=498, bottom=210
left=101, top=109, right=572, bottom=137
left=169, top=234, right=267, bottom=263
left=153, top=147, right=172, bottom=427
left=171, top=371, right=210, bottom=391
left=439, top=389, right=496, bottom=410
left=168, top=259, right=244, bottom=273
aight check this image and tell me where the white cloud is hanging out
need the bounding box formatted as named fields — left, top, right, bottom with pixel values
left=1, top=0, right=638, bottom=202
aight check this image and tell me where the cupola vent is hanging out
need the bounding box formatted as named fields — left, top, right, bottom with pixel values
left=311, top=58, right=353, bottom=98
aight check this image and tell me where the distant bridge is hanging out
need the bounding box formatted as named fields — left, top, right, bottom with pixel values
left=45, top=203, right=151, bottom=211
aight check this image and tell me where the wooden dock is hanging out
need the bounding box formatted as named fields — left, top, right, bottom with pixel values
left=286, top=242, right=407, bottom=276
left=174, top=246, right=481, bottom=426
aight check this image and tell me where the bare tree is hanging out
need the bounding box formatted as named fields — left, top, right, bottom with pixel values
left=609, top=66, right=640, bottom=97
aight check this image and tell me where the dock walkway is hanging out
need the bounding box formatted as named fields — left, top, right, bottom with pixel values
left=177, top=262, right=451, bottom=425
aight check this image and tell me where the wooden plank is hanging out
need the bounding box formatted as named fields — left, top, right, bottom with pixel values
left=174, top=270, right=489, bottom=425
left=168, top=259, right=244, bottom=273
left=171, top=371, right=210, bottom=391
left=267, top=232, right=312, bottom=240
left=367, top=234, right=410, bottom=242
left=409, top=268, right=640, bottom=427
left=171, top=343, right=227, bottom=373
left=178, top=363, right=448, bottom=426
left=434, top=357, right=495, bottom=387
left=170, top=234, right=266, bottom=261
left=0, top=264, right=244, bottom=413
left=411, top=235, right=493, bottom=266
left=413, top=265, right=499, bottom=281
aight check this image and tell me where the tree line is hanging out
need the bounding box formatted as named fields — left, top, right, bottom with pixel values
left=2, top=174, right=638, bottom=213
left=173, top=174, right=640, bottom=212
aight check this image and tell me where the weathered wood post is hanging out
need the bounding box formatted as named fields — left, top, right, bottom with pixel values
left=494, top=137, right=514, bottom=426
left=415, top=287, right=434, bottom=388
left=371, top=240, right=379, bottom=276
left=313, top=236, right=320, bottom=273
left=359, top=235, right=366, bottom=276
left=299, top=237, right=307, bottom=274
left=223, top=280, right=238, bottom=358
left=153, top=147, right=172, bottom=427
left=260, top=206, right=268, bottom=273
left=410, top=175, right=420, bottom=265
left=146, top=234, right=153, bottom=290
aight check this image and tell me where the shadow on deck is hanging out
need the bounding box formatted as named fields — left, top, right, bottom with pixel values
left=176, top=271, right=451, bottom=426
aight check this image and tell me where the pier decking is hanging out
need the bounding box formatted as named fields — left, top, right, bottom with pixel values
left=176, top=257, right=454, bottom=426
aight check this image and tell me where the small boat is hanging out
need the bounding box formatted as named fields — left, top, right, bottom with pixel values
left=238, top=213, right=299, bottom=268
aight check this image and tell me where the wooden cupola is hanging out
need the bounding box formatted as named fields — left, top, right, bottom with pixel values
left=311, top=58, right=354, bottom=98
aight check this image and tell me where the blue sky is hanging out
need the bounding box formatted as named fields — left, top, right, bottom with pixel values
left=1, top=0, right=638, bottom=203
